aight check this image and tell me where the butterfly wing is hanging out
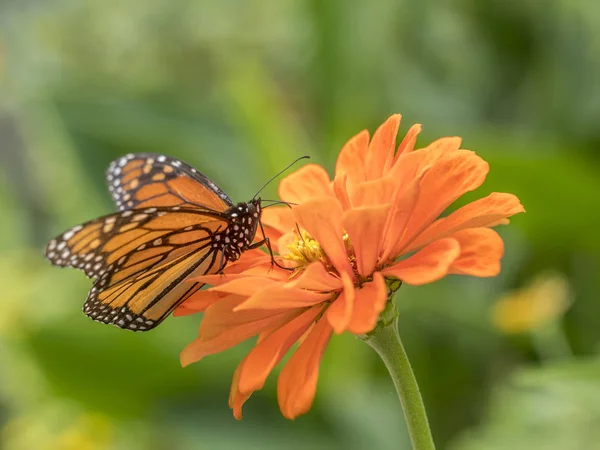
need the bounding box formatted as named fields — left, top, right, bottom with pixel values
left=46, top=206, right=228, bottom=331
left=106, top=153, right=234, bottom=212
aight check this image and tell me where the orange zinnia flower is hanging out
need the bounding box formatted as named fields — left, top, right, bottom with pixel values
left=176, top=114, right=524, bottom=420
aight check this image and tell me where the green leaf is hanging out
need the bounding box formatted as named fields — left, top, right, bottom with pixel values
left=451, top=358, right=600, bottom=450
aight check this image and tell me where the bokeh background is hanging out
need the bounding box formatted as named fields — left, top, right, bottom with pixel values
left=1, top=1, right=599, bottom=449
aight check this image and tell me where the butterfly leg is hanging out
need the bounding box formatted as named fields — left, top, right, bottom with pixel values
left=250, top=238, right=292, bottom=271
left=251, top=220, right=293, bottom=271
left=216, top=250, right=227, bottom=274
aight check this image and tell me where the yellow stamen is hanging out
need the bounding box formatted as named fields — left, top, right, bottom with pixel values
left=285, top=231, right=326, bottom=267
left=285, top=230, right=358, bottom=278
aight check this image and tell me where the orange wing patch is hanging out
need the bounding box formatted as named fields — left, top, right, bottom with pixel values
left=106, top=153, right=234, bottom=212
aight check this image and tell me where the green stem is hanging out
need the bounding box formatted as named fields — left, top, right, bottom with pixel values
left=362, top=302, right=436, bottom=450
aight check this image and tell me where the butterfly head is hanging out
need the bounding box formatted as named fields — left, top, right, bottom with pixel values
left=229, top=198, right=262, bottom=222
left=220, top=198, right=263, bottom=261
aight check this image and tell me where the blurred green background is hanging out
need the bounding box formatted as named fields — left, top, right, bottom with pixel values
left=1, top=1, right=599, bottom=449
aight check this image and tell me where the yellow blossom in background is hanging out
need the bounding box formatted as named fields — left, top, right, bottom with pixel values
left=491, top=273, right=572, bottom=334
left=52, top=414, right=112, bottom=450
left=2, top=409, right=113, bottom=450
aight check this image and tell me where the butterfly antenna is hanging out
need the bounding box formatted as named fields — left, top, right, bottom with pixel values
left=253, top=156, right=310, bottom=200
left=261, top=200, right=297, bottom=209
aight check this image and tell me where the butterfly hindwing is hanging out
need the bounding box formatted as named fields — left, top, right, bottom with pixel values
left=46, top=206, right=230, bottom=330
left=106, top=153, right=234, bottom=212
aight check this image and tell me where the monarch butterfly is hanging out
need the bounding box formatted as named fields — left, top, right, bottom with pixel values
left=45, top=153, right=302, bottom=332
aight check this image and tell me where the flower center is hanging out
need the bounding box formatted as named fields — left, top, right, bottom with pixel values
left=285, top=231, right=326, bottom=267
left=285, top=230, right=356, bottom=273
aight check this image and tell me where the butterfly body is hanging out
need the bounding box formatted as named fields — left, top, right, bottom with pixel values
left=45, top=153, right=266, bottom=332
left=214, top=200, right=262, bottom=262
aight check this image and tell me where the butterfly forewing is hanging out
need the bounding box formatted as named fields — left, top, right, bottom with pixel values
left=106, top=153, right=234, bottom=212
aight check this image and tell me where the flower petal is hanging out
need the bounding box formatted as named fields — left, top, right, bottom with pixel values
left=379, top=172, right=423, bottom=262
left=326, top=271, right=355, bottom=334
left=343, top=204, right=391, bottom=277
left=174, top=290, right=227, bottom=316
left=381, top=238, right=460, bottom=285
left=279, top=164, right=334, bottom=204
left=262, top=206, right=296, bottom=241
left=277, top=318, right=333, bottom=419
left=275, top=232, right=300, bottom=265
left=191, top=268, right=279, bottom=288
left=388, top=137, right=461, bottom=189
left=180, top=296, right=298, bottom=366
left=449, top=228, right=504, bottom=277
left=335, top=129, right=369, bottom=183
left=203, top=277, right=279, bottom=295
left=400, top=150, right=489, bottom=251
left=292, top=197, right=354, bottom=277
left=230, top=356, right=252, bottom=420
left=423, top=136, right=462, bottom=154
left=405, top=193, right=525, bottom=252
left=394, top=123, right=422, bottom=159
left=289, top=262, right=343, bottom=291
left=366, top=114, right=401, bottom=179
left=348, top=177, right=396, bottom=208
left=188, top=251, right=273, bottom=285
left=235, top=284, right=330, bottom=311
left=237, top=305, right=324, bottom=395
left=348, top=272, right=388, bottom=334
left=332, top=174, right=351, bottom=210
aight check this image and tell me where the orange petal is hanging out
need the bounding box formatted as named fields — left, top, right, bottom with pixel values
left=279, top=164, right=334, bottom=204
left=348, top=177, right=396, bottom=208
left=173, top=290, right=226, bottom=316
left=332, top=174, right=351, bottom=210
left=335, top=129, right=369, bottom=183
left=394, top=123, right=422, bottom=159
left=289, top=262, right=343, bottom=291
left=343, top=204, right=391, bottom=277
left=366, top=114, right=401, bottom=179
left=204, top=277, right=278, bottom=295
left=400, top=150, right=489, bottom=251
left=449, top=228, right=504, bottom=277
left=237, top=305, right=324, bottom=395
left=234, top=284, right=330, bottom=311
left=292, top=197, right=354, bottom=277
left=379, top=171, right=423, bottom=262
left=388, top=136, right=461, bottom=189
left=200, top=295, right=290, bottom=338
left=275, top=231, right=297, bottom=261
left=381, top=238, right=460, bottom=285
left=326, top=271, right=355, bottom=334
left=187, top=251, right=272, bottom=284
left=229, top=356, right=252, bottom=420
left=405, top=193, right=525, bottom=252
left=386, top=150, right=433, bottom=196
left=241, top=265, right=290, bottom=278
left=180, top=296, right=298, bottom=366
left=423, top=136, right=462, bottom=154
left=277, top=318, right=333, bottom=419
left=348, top=272, right=388, bottom=334
left=262, top=206, right=296, bottom=240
